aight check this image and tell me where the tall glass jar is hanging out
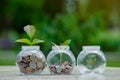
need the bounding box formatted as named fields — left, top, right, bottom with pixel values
left=47, top=46, right=76, bottom=74
left=77, top=46, right=106, bottom=74
left=16, top=46, right=46, bottom=75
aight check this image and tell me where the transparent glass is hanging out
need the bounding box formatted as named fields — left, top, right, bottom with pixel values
left=16, top=46, right=46, bottom=75
left=77, top=46, right=106, bottom=74
left=47, top=46, right=76, bottom=74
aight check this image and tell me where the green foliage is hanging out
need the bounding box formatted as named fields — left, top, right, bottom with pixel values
left=1, top=0, right=120, bottom=66
left=52, top=39, right=71, bottom=65
left=52, top=39, right=71, bottom=46
left=16, top=38, right=31, bottom=45
left=24, top=25, right=36, bottom=40
left=1, top=0, right=120, bottom=57
left=62, top=39, right=71, bottom=46
left=15, top=25, right=44, bottom=45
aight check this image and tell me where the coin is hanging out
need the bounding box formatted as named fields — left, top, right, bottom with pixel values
left=37, top=62, right=43, bottom=68
left=62, top=61, right=69, bottom=66
left=56, top=66, right=62, bottom=73
left=30, top=62, right=36, bottom=69
left=17, top=53, right=45, bottom=74
left=25, top=67, right=33, bottom=74
left=22, top=56, right=30, bottom=63
left=30, top=54, right=37, bottom=62
left=49, top=61, right=73, bottom=74
left=50, top=67, right=56, bottom=73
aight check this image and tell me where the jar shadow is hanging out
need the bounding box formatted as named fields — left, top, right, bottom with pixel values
left=78, top=73, right=105, bottom=80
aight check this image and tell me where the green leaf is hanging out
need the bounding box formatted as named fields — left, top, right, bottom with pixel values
left=52, top=42, right=57, bottom=46
left=62, top=39, right=71, bottom=45
left=24, top=25, right=36, bottom=40
left=15, top=38, right=32, bottom=45
left=32, top=39, right=44, bottom=45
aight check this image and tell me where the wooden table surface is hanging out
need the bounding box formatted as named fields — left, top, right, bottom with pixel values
left=0, top=66, right=120, bottom=80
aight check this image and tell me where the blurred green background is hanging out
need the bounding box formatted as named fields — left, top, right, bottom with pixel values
left=0, top=0, right=120, bottom=66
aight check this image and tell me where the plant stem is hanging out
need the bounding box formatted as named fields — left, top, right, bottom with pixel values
left=60, top=53, right=62, bottom=65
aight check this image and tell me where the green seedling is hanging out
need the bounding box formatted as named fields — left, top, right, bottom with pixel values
left=52, top=39, right=71, bottom=65
left=15, top=25, right=44, bottom=45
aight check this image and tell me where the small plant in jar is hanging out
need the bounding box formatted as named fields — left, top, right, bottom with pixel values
left=77, top=46, right=106, bottom=74
left=15, top=25, right=46, bottom=75
left=47, top=39, right=76, bottom=74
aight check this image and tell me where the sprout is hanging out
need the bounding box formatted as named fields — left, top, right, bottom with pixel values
left=24, top=25, right=36, bottom=40
left=15, top=25, right=44, bottom=45
left=52, top=39, right=71, bottom=65
left=52, top=39, right=71, bottom=46
left=62, top=39, right=71, bottom=46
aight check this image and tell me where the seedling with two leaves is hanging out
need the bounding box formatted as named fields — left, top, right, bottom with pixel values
left=52, top=39, right=71, bottom=65
left=15, top=25, right=44, bottom=45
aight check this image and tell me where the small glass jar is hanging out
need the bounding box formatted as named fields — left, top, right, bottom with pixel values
left=77, top=46, right=106, bottom=74
left=16, top=46, right=46, bottom=75
left=47, top=46, right=76, bottom=74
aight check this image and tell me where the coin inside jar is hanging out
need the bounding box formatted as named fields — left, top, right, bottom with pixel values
left=17, top=53, right=45, bottom=74
left=30, top=62, right=36, bottom=69
left=49, top=61, right=73, bottom=74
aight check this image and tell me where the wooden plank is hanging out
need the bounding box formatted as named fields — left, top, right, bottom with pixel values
left=0, top=66, right=120, bottom=80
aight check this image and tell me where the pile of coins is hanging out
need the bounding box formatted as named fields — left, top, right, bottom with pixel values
left=16, top=53, right=45, bottom=74
left=49, top=61, right=73, bottom=74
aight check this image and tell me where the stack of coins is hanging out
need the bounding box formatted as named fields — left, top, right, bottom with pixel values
left=16, top=53, right=45, bottom=74
left=49, top=61, right=73, bottom=74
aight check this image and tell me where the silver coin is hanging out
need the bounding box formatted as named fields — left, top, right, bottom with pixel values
left=56, top=66, right=62, bottom=73
left=30, top=55, right=37, bottom=62
left=30, top=62, right=36, bottom=69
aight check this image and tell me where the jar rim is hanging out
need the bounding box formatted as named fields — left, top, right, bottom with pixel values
left=82, top=46, right=100, bottom=50
left=52, top=45, right=69, bottom=50
left=22, top=46, right=40, bottom=50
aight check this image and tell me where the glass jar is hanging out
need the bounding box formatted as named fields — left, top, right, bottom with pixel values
left=77, top=46, right=106, bottom=74
left=47, top=46, right=76, bottom=74
left=16, top=46, right=46, bottom=75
